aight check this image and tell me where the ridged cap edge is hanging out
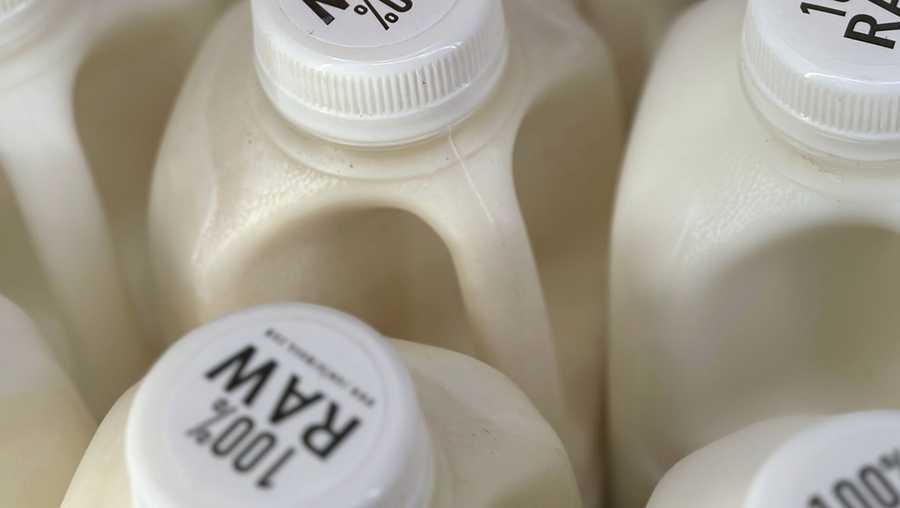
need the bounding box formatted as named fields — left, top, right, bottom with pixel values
left=252, top=0, right=508, bottom=146
left=740, top=0, right=900, bottom=161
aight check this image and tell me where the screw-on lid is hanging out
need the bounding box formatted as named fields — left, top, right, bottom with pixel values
left=745, top=412, right=900, bottom=507
left=251, top=0, right=508, bottom=147
left=741, top=0, right=900, bottom=162
left=126, top=303, right=433, bottom=508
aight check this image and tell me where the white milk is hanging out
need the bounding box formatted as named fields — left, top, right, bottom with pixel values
left=0, top=0, right=231, bottom=416
left=61, top=304, right=582, bottom=508
left=0, top=294, right=95, bottom=508
left=149, top=1, right=623, bottom=502
left=610, top=0, right=900, bottom=506
left=582, top=0, right=700, bottom=114
left=648, top=413, right=900, bottom=508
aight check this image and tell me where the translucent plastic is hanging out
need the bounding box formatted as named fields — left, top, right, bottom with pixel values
left=73, top=0, right=236, bottom=341
left=0, top=295, right=95, bottom=508
left=646, top=417, right=822, bottom=508
left=149, top=2, right=623, bottom=503
left=610, top=1, right=900, bottom=507
left=0, top=0, right=233, bottom=416
left=61, top=340, right=582, bottom=508
left=0, top=0, right=147, bottom=416
left=582, top=0, right=701, bottom=114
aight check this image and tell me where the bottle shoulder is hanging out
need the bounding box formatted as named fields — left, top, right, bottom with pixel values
left=647, top=416, right=821, bottom=508
left=393, top=340, right=581, bottom=507
left=393, top=339, right=551, bottom=423
left=151, top=0, right=620, bottom=261
left=614, top=141, right=823, bottom=282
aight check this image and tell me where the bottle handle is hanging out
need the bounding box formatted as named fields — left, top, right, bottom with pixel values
left=193, top=138, right=566, bottom=427
left=401, top=142, right=565, bottom=428
left=0, top=73, right=150, bottom=416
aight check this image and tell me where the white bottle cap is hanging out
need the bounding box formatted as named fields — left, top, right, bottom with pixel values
left=745, top=412, right=900, bottom=508
left=126, top=304, right=433, bottom=508
left=251, top=0, right=508, bottom=147
left=741, top=0, right=900, bottom=162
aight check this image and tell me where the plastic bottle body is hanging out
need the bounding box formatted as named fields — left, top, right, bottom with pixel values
left=149, top=2, right=622, bottom=503
left=0, top=0, right=150, bottom=416
left=61, top=339, right=581, bottom=508
left=0, top=0, right=233, bottom=416
left=0, top=294, right=95, bottom=508
left=582, top=0, right=702, bottom=115
left=610, top=1, right=900, bottom=507
left=646, top=417, right=824, bottom=508
left=72, top=0, right=236, bottom=340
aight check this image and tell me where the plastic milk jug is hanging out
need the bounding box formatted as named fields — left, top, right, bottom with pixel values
left=610, top=0, right=900, bottom=506
left=0, top=0, right=232, bottom=416
left=648, top=413, right=900, bottom=508
left=73, top=0, right=234, bottom=339
left=0, top=0, right=150, bottom=416
left=0, top=294, right=95, bottom=508
left=149, top=1, right=623, bottom=502
left=61, top=304, right=582, bottom=508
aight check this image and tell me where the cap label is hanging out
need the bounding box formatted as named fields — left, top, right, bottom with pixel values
left=167, top=322, right=386, bottom=505
left=779, top=0, right=900, bottom=57
left=745, top=414, right=900, bottom=508
left=807, top=449, right=900, bottom=508
left=279, top=0, right=458, bottom=48
left=801, top=0, right=900, bottom=50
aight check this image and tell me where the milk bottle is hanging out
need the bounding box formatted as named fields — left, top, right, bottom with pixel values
left=149, top=1, right=622, bottom=502
left=0, top=0, right=150, bottom=416
left=61, top=304, right=582, bottom=508
left=648, top=413, right=900, bottom=508
left=0, top=0, right=232, bottom=416
left=582, top=0, right=700, bottom=113
left=610, top=0, right=900, bottom=506
left=73, top=0, right=234, bottom=338
left=1, top=0, right=234, bottom=415
left=0, top=294, right=95, bottom=508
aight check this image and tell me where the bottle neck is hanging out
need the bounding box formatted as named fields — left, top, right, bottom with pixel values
left=764, top=132, right=900, bottom=203
left=249, top=52, right=523, bottom=181
left=741, top=73, right=900, bottom=202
